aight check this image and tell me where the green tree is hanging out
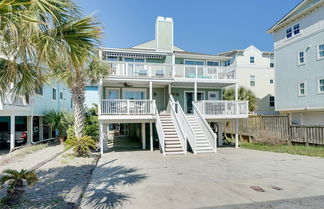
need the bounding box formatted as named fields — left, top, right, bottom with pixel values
left=43, top=111, right=72, bottom=140
left=223, top=86, right=258, bottom=112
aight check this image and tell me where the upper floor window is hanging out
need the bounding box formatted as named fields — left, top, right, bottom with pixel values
left=36, top=86, right=43, bottom=96
left=60, top=92, right=63, bottom=100
left=52, top=88, right=57, bottom=100
left=124, top=58, right=145, bottom=63
left=269, top=96, right=275, bottom=107
left=184, top=60, right=205, bottom=65
left=286, top=28, right=292, bottom=38
left=250, top=56, right=255, bottom=64
left=293, top=24, right=300, bottom=35
left=270, top=79, right=274, bottom=84
left=224, top=60, right=231, bottom=66
left=318, top=78, right=324, bottom=94
left=298, top=82, right=306, bottom=96
left=250, top=75, right=255, bottom=86
left=318, top=44, right=324, bottom=59
left=298, top=51, right=305, bottom=65
left=107, top=56, right=118, bottom=61
left=207, top=61, right=219, bottom=66
left=270, top=63, right=274, bottom=68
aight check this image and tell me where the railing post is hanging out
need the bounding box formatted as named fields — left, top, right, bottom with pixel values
left=148, top=65, right=152, bottom=77
left=125, top=63, right=128, bottom=76
left=195, top=66, right=198, bottom=78
left=127, top=100, right=130, bottom=115
left=224, top=101, right=228, bottom=115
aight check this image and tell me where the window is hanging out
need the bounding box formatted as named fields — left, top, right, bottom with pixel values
left=52, top=88, right=57, bottom=100
left=36, top=86, right=43, bottom=96
left=250, top=75, right=255, bottom=86
left=318, top=44, right=324, bottom=59
left=270, top=79, right=274, bottom=84
left=286, top=28, right=292, bottom=38
left=60, top=92, right=63, bottom=100
left=107, top=56, right=118, bottom=61
left=124, top=58, right=145, bottom=63
left=298, top=51, right=305, bottom=65
left=293, top=24, right=300, bottom=35
left=269, top=96, right=275, bottom=107
left=298, top=82, right=306, bottom=96
left=184, top=60, right=205, bottom=65
left=270, top=63, right=274, bottom=68
left=224, top=60, right=230, bottom=66
left=207, top=61, right=219, bottom=66
left=250, top=56, right=255, bottom=64
left=318, top=79, right=324, bottom=94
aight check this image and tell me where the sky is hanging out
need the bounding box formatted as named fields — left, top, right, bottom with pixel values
left=75, top=0, right=301, bottom=54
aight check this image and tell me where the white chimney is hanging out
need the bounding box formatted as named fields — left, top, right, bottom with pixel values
left=155, top=16, right=174, bottom=52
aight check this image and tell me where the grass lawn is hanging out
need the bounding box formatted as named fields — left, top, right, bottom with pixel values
left=240, top=142, right=324, bottom=158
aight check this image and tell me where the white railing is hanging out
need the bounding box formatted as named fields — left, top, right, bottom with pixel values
left=107, top=62, right=173, bottom=78
left=192, top=102, right=217, bottom=152
left=174, top=65, right=235, bottom=80
left=275, top=20, right=324, bottom=49
left=100, top=99, right=156, bottom=115
left=169, top=95, right=187, bottom=154
left=175, top=101, right=196, bottom=154
left=195, top=100, right=248, bottom=117
left=155, top=109, right=165, bottom=155
left=105, top=62, right=236, bottom=80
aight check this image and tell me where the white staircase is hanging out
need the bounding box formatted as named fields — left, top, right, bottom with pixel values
left=186, top=115, right=214, bottom=153
left=160, top=114, right=185, bottom=155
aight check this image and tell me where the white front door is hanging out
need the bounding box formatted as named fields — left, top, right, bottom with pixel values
left=208, top=91, right=220, bottom=100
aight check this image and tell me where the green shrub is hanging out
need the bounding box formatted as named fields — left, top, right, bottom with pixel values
left=65, top=135, right=96, bottom=157
left=84, top=105, right=99, bottom=141
left=0, top=169, right=38, bottom=206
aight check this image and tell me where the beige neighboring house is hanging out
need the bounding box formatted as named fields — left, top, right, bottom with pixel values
left=218, top=45, right=277, bottom=115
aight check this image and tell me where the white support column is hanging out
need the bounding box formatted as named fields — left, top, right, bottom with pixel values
left=150, top=122, right=153, bottom=152
left=141, top=123, right=146, bottom=150
left=149, top=81, right=153, bottom=100
left=168, top=83, right=171, bottom=95
left=235, top=119, right=239, bottom=148
left=217, top=123, right=224, bottom=147
left=234, top=83, right=239, bottom=148
left=10, top=114, right=15, bottom=151
left=194, top=81, right=197, bottom=102
left=27, top=116, right=33, bottom=145
left=39, top=116, right=44, bottom=141
left=98, top=79, right=103, bottom=115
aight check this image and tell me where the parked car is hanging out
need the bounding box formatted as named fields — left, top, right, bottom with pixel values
left=0, top=131, right=27, bottom=146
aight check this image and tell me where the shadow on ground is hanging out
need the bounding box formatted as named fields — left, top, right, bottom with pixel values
left=0, top=158, right=147, bottom=209
left=81, top=159, right=148, bottom=209
left=200, top=195, right=324, bottom=209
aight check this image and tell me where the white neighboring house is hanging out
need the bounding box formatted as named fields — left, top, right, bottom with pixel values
left=0, top=80, right=73, bottom=151
left=268, top=0, right=324, bottom=125
left=218, top=45, right=276, bottom=115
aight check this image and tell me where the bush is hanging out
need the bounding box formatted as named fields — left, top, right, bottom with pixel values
left=65, top=135, right=96, bottom=157
left=0, top=169, right=38, bottom=206
left=84, top=104, right=99, bottom=141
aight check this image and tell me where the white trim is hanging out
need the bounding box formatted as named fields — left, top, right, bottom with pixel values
left=317, top=77, right=324, bottom=95
left=297, top=81, right=307, bottom=97
left=184, top=90, right=205, bottom=113
left=317, top=43, right=324, bottom=61
left=122, top=88, right=147, bottom=99
left=104, top=87, right=120, bottom=99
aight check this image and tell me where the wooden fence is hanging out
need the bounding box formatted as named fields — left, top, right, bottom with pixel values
left=226, top=115, right=324, bottom=145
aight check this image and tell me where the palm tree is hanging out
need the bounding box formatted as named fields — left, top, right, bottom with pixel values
left=0, top=169, right=38, bottom=206
left=223, top=86, right=258, bottom=112
left=43, top=111, right=72, bottom=140
left=0, top=0, right=75, bottom=98
left=42, top=17, right=103, bottom=138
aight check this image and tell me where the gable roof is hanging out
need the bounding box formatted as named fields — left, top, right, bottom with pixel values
left=131, top=40, right=184, bottom=51
left=217, top=45, right=273, bottom=57
left=268, top=0, right=324, bottom=33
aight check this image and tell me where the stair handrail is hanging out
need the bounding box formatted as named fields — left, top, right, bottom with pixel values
left=155, top=108, right=166, bottom=155
left=175, top=101, right=197, bottom=154
left=192, top=102, right=217, bottom=152
left=169, top=95, right=187, bottom=154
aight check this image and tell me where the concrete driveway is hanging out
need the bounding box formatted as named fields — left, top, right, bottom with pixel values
left=80, top=148, right=324, bottom=209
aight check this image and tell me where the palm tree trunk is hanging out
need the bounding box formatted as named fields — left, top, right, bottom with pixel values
left=71, top=76, right=86, bottom=138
